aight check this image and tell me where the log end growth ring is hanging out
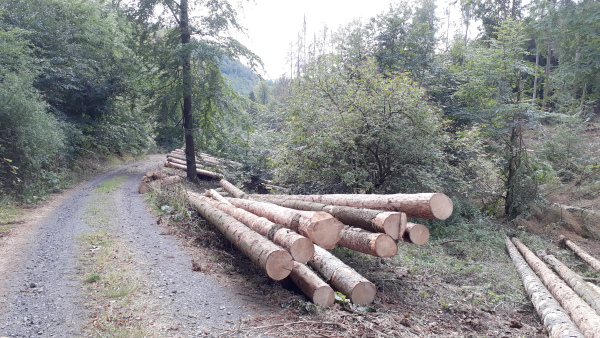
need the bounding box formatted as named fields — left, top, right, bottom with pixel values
left=313, top=286, right=335, bottom=307
left=310, top=212, right=344, bottom=250
left=350, top=282, right=377, bottom=305
left=375, top=235, right=399, bottom=257
left=430, top=193, right=453, bottom=220
left=265, top=251, right=294, bottom=281
left=289, top=237, right=315, bottom=264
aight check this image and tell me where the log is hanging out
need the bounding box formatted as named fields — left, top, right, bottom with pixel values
left=199, top=194, right=314, bottom=263
left=173, top=149, right=223, bottom=165
left=249, top=192, right=453, bottom=220
left=560, top=235, right=600, bottom=274
left=512, top=237, right=600, bottom=337
left=289, top=261, right=334, bottom=307
left=164, top=161, right=223, bottom=179
left=504, top=238, right=583, bottom=338
left=539, top=251, right=600, bottom=316
left=309, top=246, right=376, bottom=305
left=145, top=171, right=167, bottom=180
left=205, top=189, right=232, bottom=205
left=219, top=179, right=248, bottom=198
left=252, top=195, right=405, bottom=240
left=167, top=156, right=198, bottom=167
left=186, top=193, right=293, bottom=280
left=401, top=223, right=430, bottom=245
left=338, top=226, right=397, bottom=257
left=167, top=153, right=204, bottom=166
left=138, top=175, right=182, bottom=194
left=226, top=197, right=344, bottom=249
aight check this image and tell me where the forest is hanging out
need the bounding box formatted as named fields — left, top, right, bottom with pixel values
left=1, top=0, right=599, bottom=225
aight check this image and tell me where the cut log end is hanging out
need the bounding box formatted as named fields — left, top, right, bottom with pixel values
left=375, top=235, right=399, bottom=257
left=309, top=212, right=344, bottom=249
left=403, top=223, right=430, bottom=245
left=430, top=193, right=453, bottom=220
left=289, top=237, right=315, bottom=264
left=265, top=250, right=294, bottom=281
left=376, top=212, right=403, bottom=240
left=313, top=285, right=335, bottom=307
left=350, top=281, right=377, bottom=305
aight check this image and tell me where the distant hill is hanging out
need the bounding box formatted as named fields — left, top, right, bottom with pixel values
left=219, top=56, right=260, bottom=96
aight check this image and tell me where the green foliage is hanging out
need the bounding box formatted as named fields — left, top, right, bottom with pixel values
left=275, top=56, right=455, bottom=193
left=219, top=56, right=259, bottom=96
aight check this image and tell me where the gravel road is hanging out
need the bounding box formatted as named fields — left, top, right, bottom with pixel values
left=0, top=155, right=252, bottom=337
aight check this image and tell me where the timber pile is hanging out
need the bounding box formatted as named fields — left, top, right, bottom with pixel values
left=506, top=237, right=600, bottom=337
left=163, top=150, right=225, bottom=179
left=138, top=171, right=182, bottom=194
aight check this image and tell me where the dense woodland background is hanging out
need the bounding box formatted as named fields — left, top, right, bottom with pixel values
left=1, top=0, right=599, bottom=224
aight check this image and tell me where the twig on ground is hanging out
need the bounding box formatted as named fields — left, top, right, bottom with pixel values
left=438, top=239, right=463, bottom=245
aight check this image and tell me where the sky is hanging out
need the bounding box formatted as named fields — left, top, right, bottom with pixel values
left=233, top=0, right=463, bottom=80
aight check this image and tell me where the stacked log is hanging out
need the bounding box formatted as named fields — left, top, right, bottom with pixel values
left=138, top=173, right=182, bottom=194
left=338, top=226, right=398, bottom=257
left=226, top=197, right=344, bottom=250
left=187, top=193, right=293, bottom=281
left=512, top=237, right=600, bottom=337
left=289, top=261, right=335, bottom=307
left=251, top=195, right=406, bottom=240
left=198, top=192, right=314, bottom=263
left=402, top=222, right=430, bottom=246
left=505, top=238, right=583, bottom=338
left=248, top=192, right=453, bottom=220
left=164, top=161, right=223, bottom=179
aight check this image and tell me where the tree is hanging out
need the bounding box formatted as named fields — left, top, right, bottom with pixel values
left=134, top=0, right=259, bottom=180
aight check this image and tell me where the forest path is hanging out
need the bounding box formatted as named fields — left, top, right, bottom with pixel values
left=0, top=155, right=252, bottom=337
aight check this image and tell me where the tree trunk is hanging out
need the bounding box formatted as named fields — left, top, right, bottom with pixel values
left=138, top=175, right=182, bottom=194
left=219, top=179, right=247, bottom=198
left=504, top=238, right=583, bottom=338
left=512, top=237, right=600, bottom=337
left=533, top=46, right=540, bottom=100
left=401, top=222, right=430, bottom=245
left=289, top=261, right=334, bottom=307
left=338, top=226, right=397, bottom=257
left=164, top=161, right=223, bottom=179
left=539, top=251, right=600, bottom=316
left=200, top=194, right=314, bottom=263
left=310, top=246, right=376, bottom=305
left=248, top=193, right=453, bottom=220
left=542, top=45, right=552, bottom=110
left=180, top=0, right=197, bottom=181
left=252, top=195, right=405, bottom=240
left=560, top=236, right=600, bottom=273
left=226, top=197, right=344, bottom=249
left=186, top=193, right=293, bottom=280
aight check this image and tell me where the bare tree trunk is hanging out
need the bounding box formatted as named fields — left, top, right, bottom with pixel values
left=512, top=237, right=600, bottom=337
left=187, top=193, right=293, bottom=280
left=180, top=0, right=197, bottom=181
left=533, top=46, right=540, bottom=100
left=504, top=238, right=583, bottom=338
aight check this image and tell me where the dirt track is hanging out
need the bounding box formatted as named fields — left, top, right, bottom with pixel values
left=0, top=155, right=252, bottom=337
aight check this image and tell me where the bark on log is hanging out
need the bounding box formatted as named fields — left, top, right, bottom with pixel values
left=219, top=179, right=248, bottom=198
left=512, top=237, right=600, bottom=337
left=167, top=153, right=203, bottom=166
left=205, top=189, right=232, bottom=205
left=167, top=156, right=198, bottom=167
left=289, top=261, right=335, bottom=307
left=145, top=171, right=168, bottom=180
left=338, top=226, right=398, bottom=257
left=226, top=197, right=344, bottom=249
left=138, top=175, right=182, bottom=194
left=401, top=223, right=430, bottom=245
left=539, top=251, right=600, bottom=316
left=252, top=195, right=405, bottom=240
left=164, top=161, right=223, bottom=179
left=199, top=194, right=314, bottom=263
left=560, top=235, right=600, bottom=274
left=249, top=192, right=453, bottom=220
left=186, top=193, right=293, bottom=280
left=504, top=238, right=583, bottom=338
left=309, top=246, right=376, bottom=305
